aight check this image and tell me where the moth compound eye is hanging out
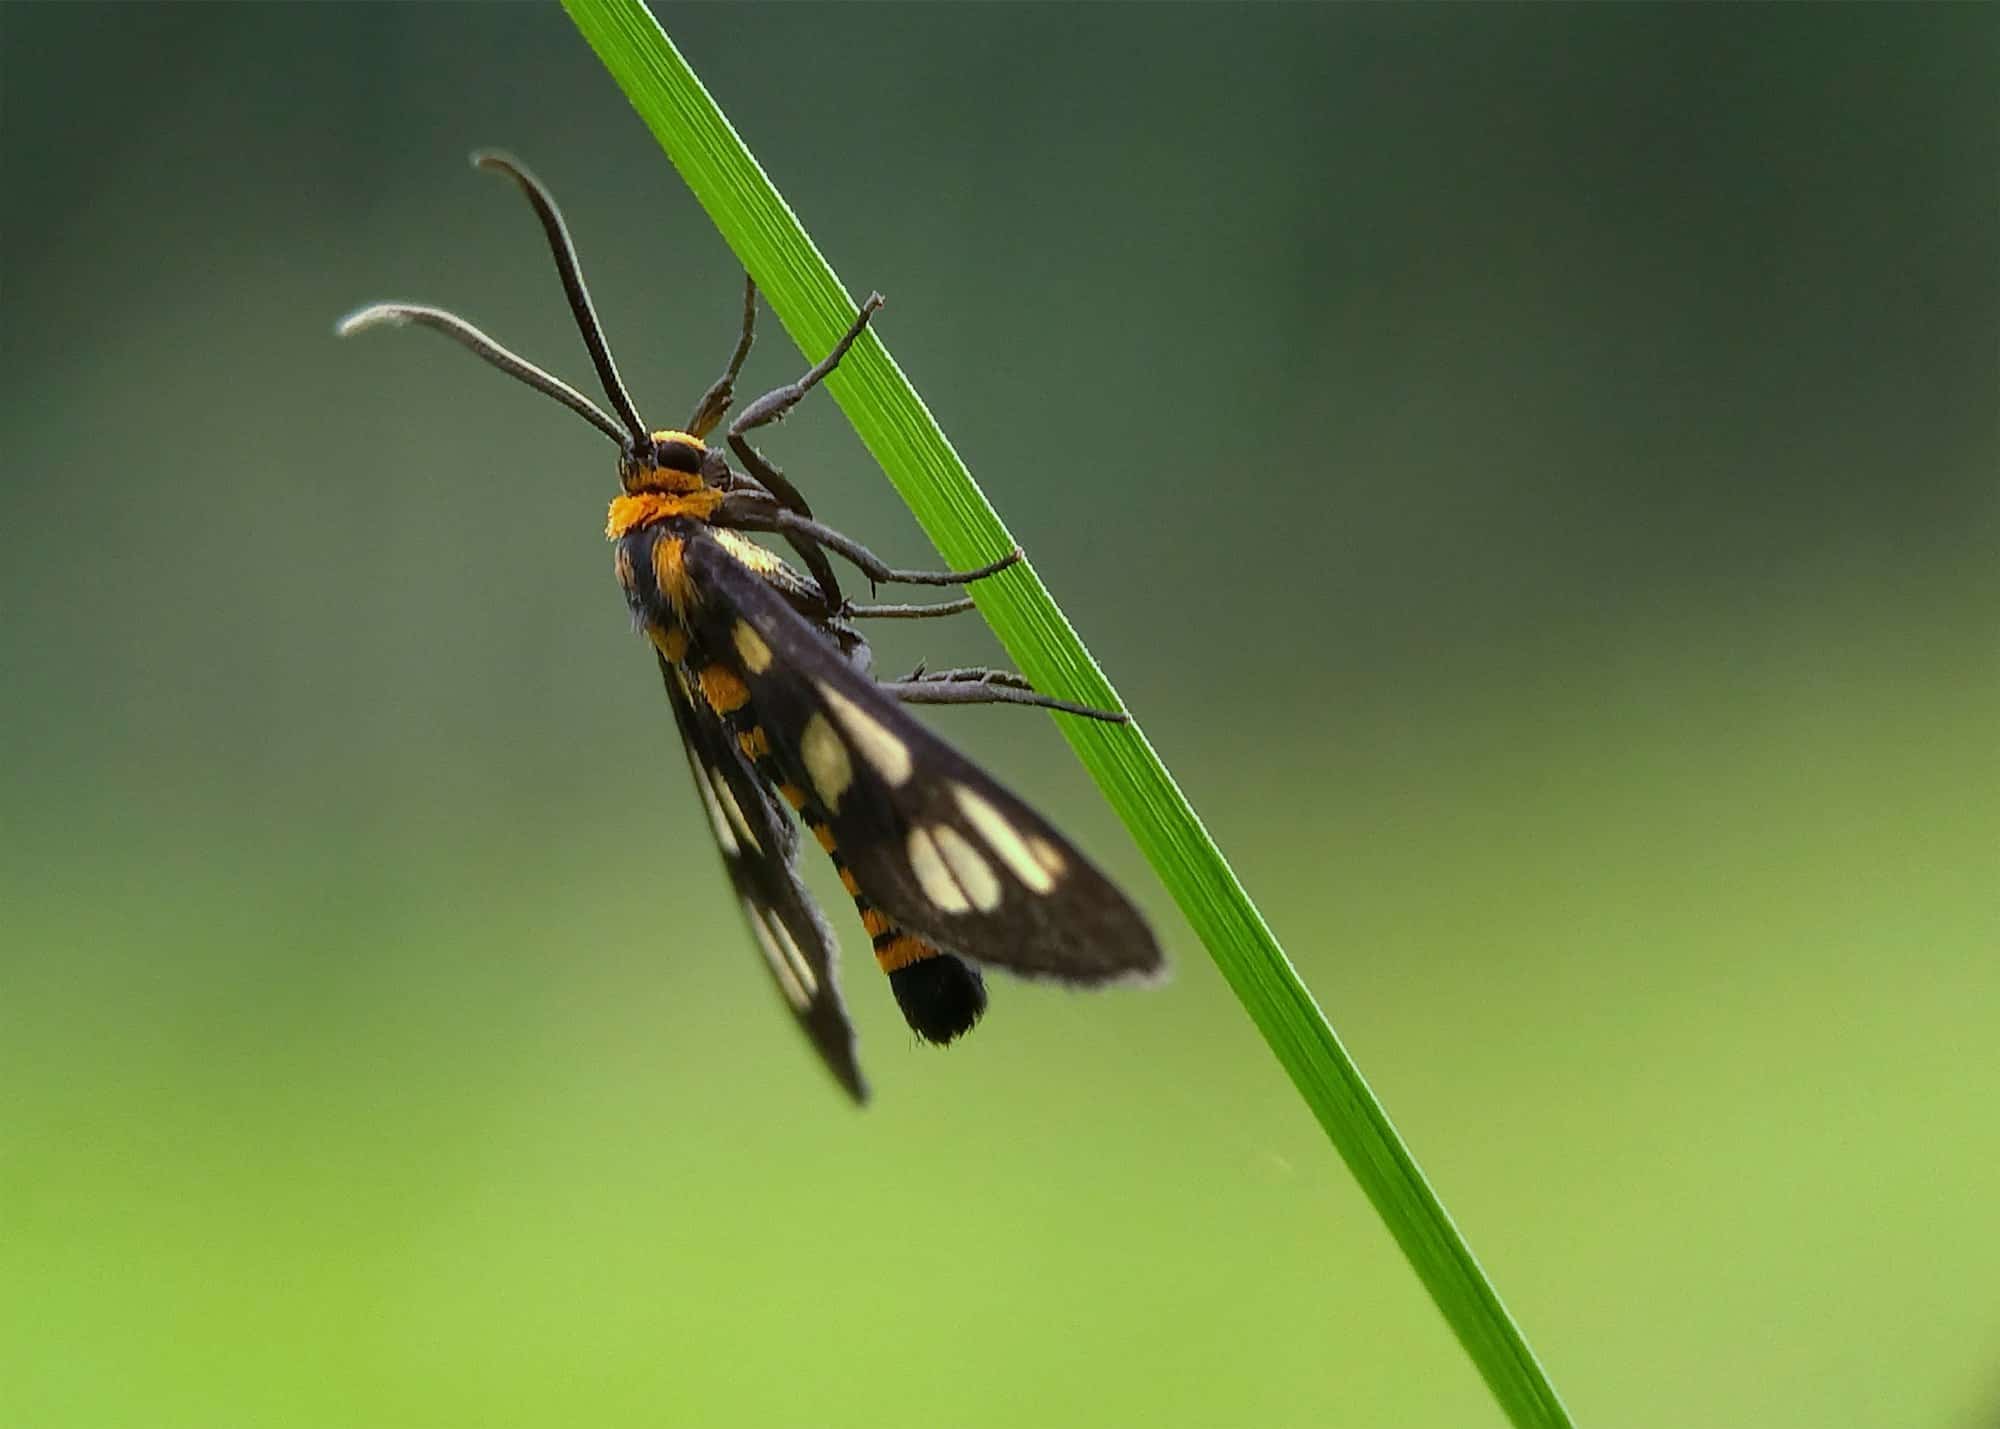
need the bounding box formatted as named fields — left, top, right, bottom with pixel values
left=653, top=437, right=704, bottom=474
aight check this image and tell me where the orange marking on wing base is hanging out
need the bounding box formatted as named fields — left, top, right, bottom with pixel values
left=874, top=933, right=941, bottom=973
left=860, top=907, right=892, bottom=938
left=606, top=488, right=724, bottom=539
left=837, top=867, right=862, bottom=896
left=697, top=663, right=750, bottom=715
left=646, top=625, right=689, bottom=662
left=651, top=536, right=695, bottom=609
left=812, top=824, right=839, bottom=854
left=737, top=727, right=771, bottom=760
left=777, top=782, right=808, bottom=811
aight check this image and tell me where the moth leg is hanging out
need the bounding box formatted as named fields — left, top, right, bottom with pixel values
left=881, top=674, right=1130, bottom=724
left=715, top=497, right=1023, bottom=591
left=723, top=293, right=881, bottom=512
left=726, top=440, right=846, bottom=610
left=721, top=292, right=883, bottom=606
left=845, top=596, right=978, bottom=620
left=715, top=468, right=773, bottom=501
left=685, top=274, right=759, bottom=439
left=728, top=292, right=883, bottom=439
left=895, top=664, right=1033, bottom=688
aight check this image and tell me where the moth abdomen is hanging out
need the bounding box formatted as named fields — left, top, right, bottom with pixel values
left=886, top=954, right=988, bottom=1046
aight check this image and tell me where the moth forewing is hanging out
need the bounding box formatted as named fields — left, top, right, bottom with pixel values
left=683, top=533, right=1163, bottom=985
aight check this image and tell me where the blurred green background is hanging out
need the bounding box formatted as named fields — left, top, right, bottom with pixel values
left=3, top=6, right=1994, bottom=1426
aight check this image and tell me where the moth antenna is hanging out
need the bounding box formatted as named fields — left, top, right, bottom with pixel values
left=472, top=150, right=650, bottom=450
left=336, top=303, right=631, bottom=449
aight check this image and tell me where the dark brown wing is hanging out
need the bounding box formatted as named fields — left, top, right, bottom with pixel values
left=682, top=532, right=1162, bottom=984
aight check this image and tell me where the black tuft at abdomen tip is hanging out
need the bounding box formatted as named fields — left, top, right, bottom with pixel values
left=888, top=955, right=988, bottom=1046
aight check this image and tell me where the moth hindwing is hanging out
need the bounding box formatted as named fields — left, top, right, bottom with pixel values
left=657, top=649, right=867, bottom=1101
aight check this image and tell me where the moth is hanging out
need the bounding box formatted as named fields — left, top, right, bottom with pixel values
left=340, top=153, right=1162, bottom=1101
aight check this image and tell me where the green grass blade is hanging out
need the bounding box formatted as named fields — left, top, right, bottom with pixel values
left=561, top=2, right=1573, bottom=1423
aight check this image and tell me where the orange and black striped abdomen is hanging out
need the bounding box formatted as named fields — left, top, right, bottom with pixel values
left=717, top=673, right=987, bottom=1045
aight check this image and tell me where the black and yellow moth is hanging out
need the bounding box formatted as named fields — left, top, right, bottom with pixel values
left=339, top=154, right=1162, bottom=1101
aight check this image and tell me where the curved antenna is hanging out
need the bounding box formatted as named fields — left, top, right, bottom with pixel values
left=471, top=150, right=649, bottom=449
left=337, top=303, right=631, bottom=448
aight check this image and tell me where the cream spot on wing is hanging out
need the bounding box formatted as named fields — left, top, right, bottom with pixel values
left=951, top=783, right=1057, bottom=893
left=765, top=909, right=818, bottom=994
left=800, top=713, right=853, bottom=810
left=906, top=826, right=971, bottom=914
left=710, top=767, right=762, bottom=855
left=1026, top=836, right=1068, bottom=879
left=818, top=681, right=913, bottom=785
left=732, top=620, right=773, bottom=674
left=695, top=764, right=739, bottom=856
left=743, top=899, right=813, bottom=1008
left=713, top=526, right=787, bottom=576
left=933, top=824, right=1002, bottom=912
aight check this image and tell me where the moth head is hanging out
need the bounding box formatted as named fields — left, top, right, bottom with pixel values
left=619, top=429, right=723, bottom=495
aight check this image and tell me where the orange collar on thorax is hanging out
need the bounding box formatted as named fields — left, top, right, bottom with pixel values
left=605, top=486, right=726, bottom=539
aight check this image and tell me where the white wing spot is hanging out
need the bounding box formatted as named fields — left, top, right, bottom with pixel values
left=695, top=764, right=738, bottom=856
left=766, top=909, right=818, bottom=995
left=1026, top=836, right=1068, bottom=879
left=906, top=826, right=971, bottom=914
left=710, top=767, right=762, bottom=855
left=800, top=713, right=853, bottom=810
left=952, top=783, right=1058, bottom=893
left=934, top=824, right=1002, bottom=912
left=743, top=899, right=814, bottom=1008
left=818, top=681, right=913, bottom=786
left=732, top=620, right=774, bottom=674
